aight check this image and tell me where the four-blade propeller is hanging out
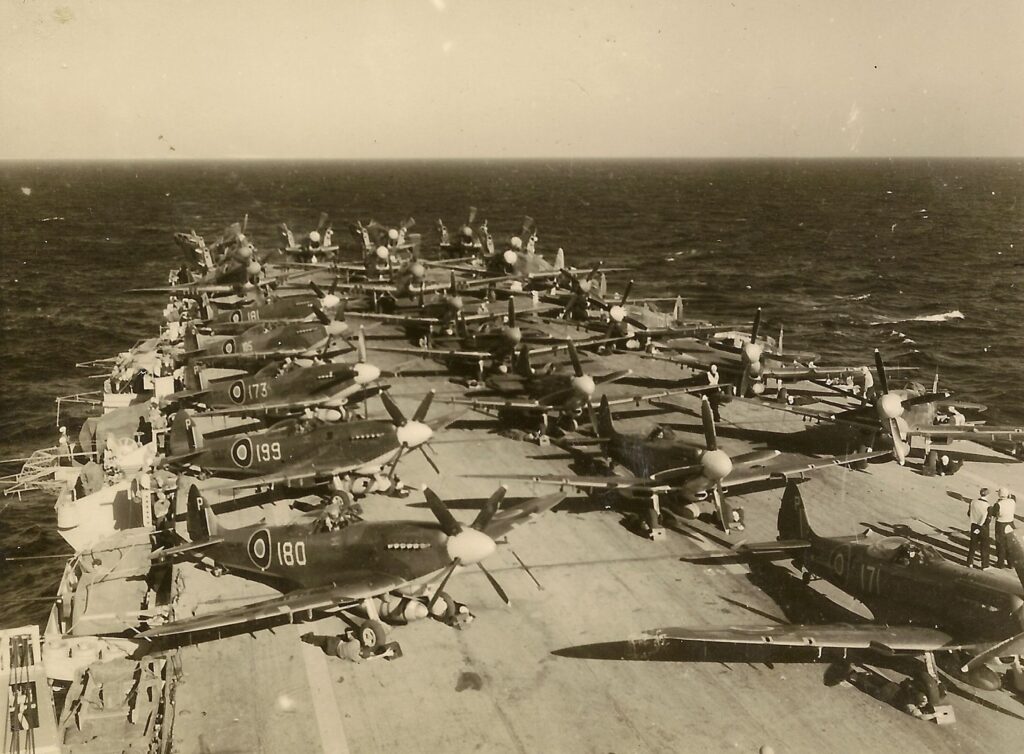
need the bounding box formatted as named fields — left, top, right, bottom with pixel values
left=424, top=486, right=510, bottom=610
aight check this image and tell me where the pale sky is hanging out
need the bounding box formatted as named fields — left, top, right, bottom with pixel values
left=1, top=0, right=1021, bottom=159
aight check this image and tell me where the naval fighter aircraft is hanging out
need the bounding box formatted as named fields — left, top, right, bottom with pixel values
left=648, top=483, right=1024, bottom=704
left=163, top=330, right=382, bottom=418
left=473, top=395, right=884, bottom=532
left=143, top=483, right=564, bottom=653
left=163, top=391, right=461, bottom=497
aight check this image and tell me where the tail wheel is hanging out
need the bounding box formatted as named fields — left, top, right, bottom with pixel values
left=358, top=619, right=388, bottom=649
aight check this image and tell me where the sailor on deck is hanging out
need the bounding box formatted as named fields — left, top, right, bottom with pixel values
left=706, top=365, right=722, bottom=422
left=994, top=488, right=1017, bottom=569
left=966, top=488, right=991, bottom=569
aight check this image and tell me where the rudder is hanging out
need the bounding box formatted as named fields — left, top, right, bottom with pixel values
left=777, top=482, right=814, bottom=541
left=168, top=410, right=202, bottom=456
left=185, top=483, right=219, bottom=541
left=595, top=395, right=617, bottom=440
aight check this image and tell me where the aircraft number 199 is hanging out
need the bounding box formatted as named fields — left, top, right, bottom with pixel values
left=255, top=442, right=282, bottom=462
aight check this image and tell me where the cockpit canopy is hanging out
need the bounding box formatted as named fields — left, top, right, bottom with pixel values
left=867, top=536, right=943, bottom=565
left=646, top=425, right=675, bottom=442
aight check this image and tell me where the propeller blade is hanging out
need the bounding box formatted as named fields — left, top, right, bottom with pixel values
left=468, top=206, right=477, bottom=225
left=313, top=307, right=331, bottom=326
left=1007, top=531, right=1024, bottom=594
left=963, top=629, right=1024, bottom=673
left=701, top=396, right=718, bottom=451
left=317, top=212, right=329, bottom=234
left=885, top=417, right=908, bottom=465
left=380, top=391, right=407, bottom=426
left=477, top=562, right=510, bottom=605
left=620, top=280, right=633, bottom=307
left=471, top=486, right=506, bottom=530
left=310, top=281, right=326, bottom=298
left=711, top=485, right=730, bottom=533
left=419, top=445, right=441, bottom=474
left=603, top=320, right=618, bottom=342
left=586, top=398, right=598, bottom=435
left=874, top=349, right=889, bottom=395
left=386, top=444, right=407, bottom=480
left=561, top=293, right=578, bottom=320
left=567, top=341, right=585, bottom=377
left=426, top=559, right=461, bottom=613
left=750, top=307, right=762, bottom=343
left=902, top=391, right=950, bottom=409
left=357, top=326, right=367, bottom=363
left=507, top=297, right=516, bottom=328
left=413, top=390, right=435, bottom=422
left=424, top=487, right=462, bottom=537
left=735, top=361, right=750, bottom=399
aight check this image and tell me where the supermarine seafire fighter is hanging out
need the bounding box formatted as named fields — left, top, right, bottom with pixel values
left=5, top=207, right=1024, bottom=750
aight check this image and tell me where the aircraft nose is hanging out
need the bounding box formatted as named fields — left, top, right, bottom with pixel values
left=504, top=326, right=522, bottom=345
left=353, top=363, right=380, bottom=384
left=411, top=262, right=426, bottom=279
left=571, top=374, right=596, bottom=397
left=327, top=320, right=348, bottom=337
left=743, top=342, right=763, bottom=364
left=321, top=293, right=341, bottom=311
left=503, top=250, right=518, bottom=267
left=446, top=528, right=496, bottom=565
left=449, top=296, right=464, bottom=311
left=396, top=421, right=432, bottom=448
left=609, top=305, right=626, bottom=323
left=876, top=392, right=905, bottom=420
left=701, top=449, right=733, bottom=481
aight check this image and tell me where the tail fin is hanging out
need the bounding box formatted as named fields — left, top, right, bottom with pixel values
left=595, top=395, right=617, bottom=439
left=672, top=296, right=684, bottom=323
left=184, top=363, right=204, bottom=392
left=456, top=311, right=470, bottom=340
left=514, top=346, right=532, bottom=377
left=168, top=410, right=202, bottom=456
left=777, top=482, right=814, bottom=542
left=280, top=223, right=296, bottom=249
left=185, top=483, right=219, bottom=541
left=184, top=325, right=201, bottom=354
left=554, top=248, right=565, bottom=270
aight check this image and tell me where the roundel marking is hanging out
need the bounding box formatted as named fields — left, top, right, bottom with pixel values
left=831, top=547, right=846, bottom=578
left=223, top=339, right=235, bottom=354
left=230, top=310, right=242, bottom=322
left=247, top=529, right=272, bottom=570
left=230, top=437, right=253, bottom=468
left=229, top=381, right=246, bottom=404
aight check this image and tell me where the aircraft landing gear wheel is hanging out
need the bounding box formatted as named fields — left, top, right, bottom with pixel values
left=802, top=570, right=812, bottom=585
left=438, top=591, right=457, bottom=622
left=429, top=591, right=456, bottom=621
left=358, top=619, right=388, bottom=649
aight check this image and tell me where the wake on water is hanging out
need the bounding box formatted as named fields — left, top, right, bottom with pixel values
left=870, top=310, right=965, bottom=326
